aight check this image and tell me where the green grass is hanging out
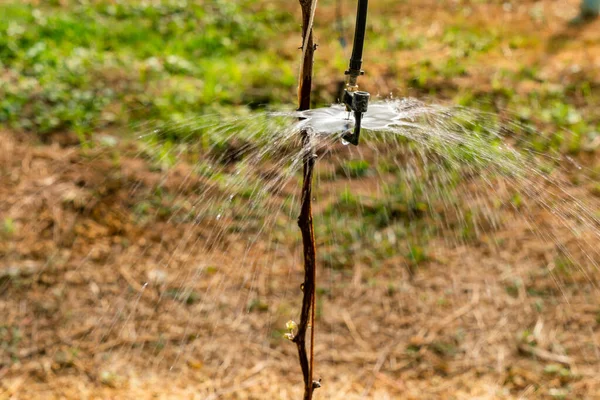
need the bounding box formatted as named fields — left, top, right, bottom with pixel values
left=338, top=159, right=371, bottom=178
left=0, top=0, right=297, bottom=139
left=318, top=172, right=445, bottom=272
left=1, top=0, right=599, bottom=154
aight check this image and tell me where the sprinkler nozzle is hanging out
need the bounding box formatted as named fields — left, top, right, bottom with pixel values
left=342, top=89, right=369, bottom=146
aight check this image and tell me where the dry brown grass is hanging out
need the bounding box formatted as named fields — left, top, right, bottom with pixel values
left=1, top=122, right=600, bottom=399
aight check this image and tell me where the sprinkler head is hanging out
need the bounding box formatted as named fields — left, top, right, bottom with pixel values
left=342, top=89, right=370, bottom=146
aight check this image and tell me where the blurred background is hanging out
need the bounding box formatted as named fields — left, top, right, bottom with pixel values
left=1, top=0, right=600, bottom=399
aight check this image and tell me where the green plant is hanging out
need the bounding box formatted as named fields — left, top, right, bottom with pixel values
left=339, top=159, right=371, bottom=178
left=2, top=218, right=15, bottom=236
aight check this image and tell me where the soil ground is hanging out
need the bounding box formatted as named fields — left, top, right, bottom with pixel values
left=2, top=129, right=600, bottom=399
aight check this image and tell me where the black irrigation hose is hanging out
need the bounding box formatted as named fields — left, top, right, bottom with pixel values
left=346, top=0, right=369, bottom=77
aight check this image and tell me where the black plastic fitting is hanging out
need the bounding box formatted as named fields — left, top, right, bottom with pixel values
left=342, top=90, right=370, bottom=146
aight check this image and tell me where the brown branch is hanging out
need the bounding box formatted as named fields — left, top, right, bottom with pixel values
left=297, top=1, right=315, bottom=111
left=293, top=135, right=317, bottom=400
left=292, top=1, right=319, bottom=399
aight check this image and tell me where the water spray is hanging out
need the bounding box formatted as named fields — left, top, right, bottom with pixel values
left=342, top=0, right=370, bottom=146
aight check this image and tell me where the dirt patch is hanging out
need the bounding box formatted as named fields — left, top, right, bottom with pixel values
left=1, top=127, right=600, bottom=399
